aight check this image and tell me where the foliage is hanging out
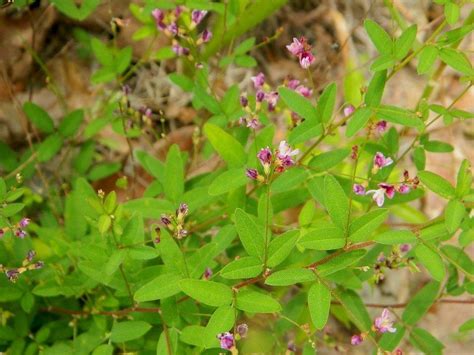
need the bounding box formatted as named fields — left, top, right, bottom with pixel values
left=0, top=0, right=473, bottom=354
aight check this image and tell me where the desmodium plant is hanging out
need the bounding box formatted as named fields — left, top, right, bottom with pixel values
left=0, top=0, right=473, bottom=354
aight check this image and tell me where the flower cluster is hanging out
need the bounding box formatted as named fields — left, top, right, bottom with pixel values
left=216, top=323, right=248, bottom=350
left=0, top=217, right=30, bottom=240
left=373, top=244, right=412, bottom=283
left=0, top=249, right=44, bottom=283
left=151, top=7, right=212, bottom=57
left=160, top=203, right=189, bottom=239
left=286, top=37, right=315, bottom=69
left=351, top=309, right=396, bottom=346
left=246, top=141, right=299, bottom=182
left=353, top=155, right=419, bottom=207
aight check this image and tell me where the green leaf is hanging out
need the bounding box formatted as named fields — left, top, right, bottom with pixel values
left=410, top=327, right=444, bottom=355
left=180, top=325, right=206, bottom=347
left=37, top=133, right=64, bottom=162
left=134, top=273, right=182, bottom=302
left=316, top=83, right=337, bottom=123
left=204, top=306, right=235, bottom=348
left=278, top=87, right=318, bottom=122
left=456, top=159, right=472, bottom=197
left=441, top=245, right=473, bottom=276
left=265, top=268, right=315, bottom=286
left=105, top=250, right=125, bottom=275
left=459, top=318, right=474, bottom=332
left=415, top=244, right=446, bottom=282
left=267, top=230, right=299, bottom=267
left=235, top=289, right=281, bottom=313
left=271, top=168, right=308, bottom=194
left=445, top=199, right=465, bottom=233
left=394, top=25, right=417, bottom=60
left=204, top=123, right=246, bottom=167
left=209, top=168, right=249, bottom=196
left=0, top=178, right=6, bottom=200
left=164, top=144, right=184, bottom=202
left=349, top=209, right=389, bottom=242
left=50, top=0, right=100, bottom=21
left=424, top=140, right=453, bottom=153
left=110, top=321, right=152, bottom=343
left=288, top=121, right=323, bottom=145
left=123, top=198, right=173, bottom=219
left=364, top=19, right=393, bottom=55
left=439, top=48, right=473, bottom=75
left=308, top=148, right=350, bottom=172
left=379, top=326, right=406, bottom=351
left=168, top=73, right=194, bottom=92
left=374, top=230, right=417, bottom=244
left=308, top=282, right=331, bottom=329
left=417, top=45, right=438, bottom=74
left=90, top=37, right=114, bottom=66
left=299, top=226, right=345, bottom=250
left=234, top=37, right=255, bottom=55
left=402, top=281, right=439, bottom=325
left=418, top=170, right=455, bottom=199
left=234, top=208, right=265, bottom=260
left=444, top=2, right=460, bottom=25
left=324, top=175, right=349, bottom=230
left=23, top=102, right=55, bottom=134
left=88, top=162, right=121, bottom=181
left=317, top=249, right=366, bottom=277
left=370, top=54, right=396, bottom=71
left=1, top=203, right=25, bottom=217
left=376, top=105, right=424, bottom=130
left=98, top=215, right=111, bottom=235
left=159, top=230, right=187, bottom=276
left=235, top=55, right=257, bottom=68
left=220, top=256, right=263, bottom=279
left=194, top=85, right=221, bottom=115
left=413, top=146, right=426, bottom=170
left=179, top=279, right=232, bottom=307
left=365, top=70, right=387, bottom=107
left=336, top=289, right=372, bottom=331
left=345, top=107, right=372, bottom=137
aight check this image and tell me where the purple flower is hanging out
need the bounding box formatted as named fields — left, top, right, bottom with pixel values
left=191, top=10, right=207, bottom=25
left=15, top=229, right=27, bottom=239
left=287, top=341, right=297, bottom=352
left=398, top=184, right=410, bottom=194
left=353, top=184, right=366, bottom=195
left=265, top=91, right=279, bottom=111
left=286, top=38, right=304, bottom=56
left=344, top=105, right=355, bottom=117
left=167, top=22, right=178, bottom=35
left=257, top=147, right=272, bottom=167
left=200, top=29, right=212, bottom=43
left=0, top=228, right=4, bottom=239
left=351, top=334, right=364, bottom=345
left=374, top=308, right=396, bottom=333
left=275, top=141, right=299, bottom=172
left=299, top=51, right=315, bottom=69
left=374, top=152, right=393, bottom=170
left=178, top=203, right=188, bottom=216
left=377, top=252, right=386, bottom=263
left=5, top=269, right=19, bottom=282
left=366, top=183, right=395, bottom=207
left=174, top=6, right=183, bottom=17
left=246, top=168, right=259, bottom=180
left=237, top=323, right=248, bottom=338
left=151, top=9, right=166, bottom=30
left=160, top=214, right=172, bottom=226
left=26, top=250, right=36, bottom=262
left=376, top=120, right=388, bottom=133
left=177, top=228, right=188, bottom=239
left=217, top=332, right=234, bottom=350
left=154, top=236, right=161, bottom=244
left=251, top=72, right=265, bottom=89
left=240, top=95, right=248, bottom=107
left=203, top=267, right=212, bottom=280
left=33, top=261, right=44, bottom=270
left=256, top=90, right=265, bottom=103
left=400, top=244, right=411, bottom=253
left=172, top=44, right=189, bottom=56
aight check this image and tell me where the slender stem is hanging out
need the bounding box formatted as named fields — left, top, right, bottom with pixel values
left=263, top=183, right=272, bottom=268
left=111, top=225, right=135, bottom=305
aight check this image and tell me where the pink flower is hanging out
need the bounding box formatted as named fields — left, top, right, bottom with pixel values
left=257, top=147, right=272, bottom=167
left=246, top=118, right=261, bottom=129
left=256, top=90, right=265, bottom=102
left=295, top=85, right=312, bottom=98
left=400, top=244, right=411, bottom=253
left=374, top=152, right=393, bottom=170
left=351, top=334, right=364, bottom=345
left=191, top=10, right=207, bottom=25
left=374, top=308, right=396, bottom=333
left=276, top=141, right=299, bottom=172
left=217, top=332, right=234, bottom=350
left=251, top=72, right=265, bottom=89
left=19, top=218, right=30, bottom=228
left=353, top=184, right=366, bottom=195
left=172, top=44, right=189, bottom=56
left=286, top=37, right=304, bottom=56
left=203, top=267, right=212, bottom=279
left=265, top=91, right=279, bottom=111
left=398, top=184, right=410, bottom=194
left=240, top=95, right=248, bottom=107
left=15, top=229, right=27, bottom=239
left=160, top=214, right=172, bottom=226
left=299, top=51, right=315, bottom=69
left=151, top=9, right=166, bottom=30
left=344, top=105, right=355, bottom=117
left=167, top=22, right=178, bottom=35
left=200, top=29, right=212, bottom=43
left=174, top=6, right=183, bottom=17
left=287, top=79, right=300, bottom=89
left=366, top=183, right=395, bottom=207
left=237, top=323, right=248, bottom=338
left=376, top=120, right=388, bottom=133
